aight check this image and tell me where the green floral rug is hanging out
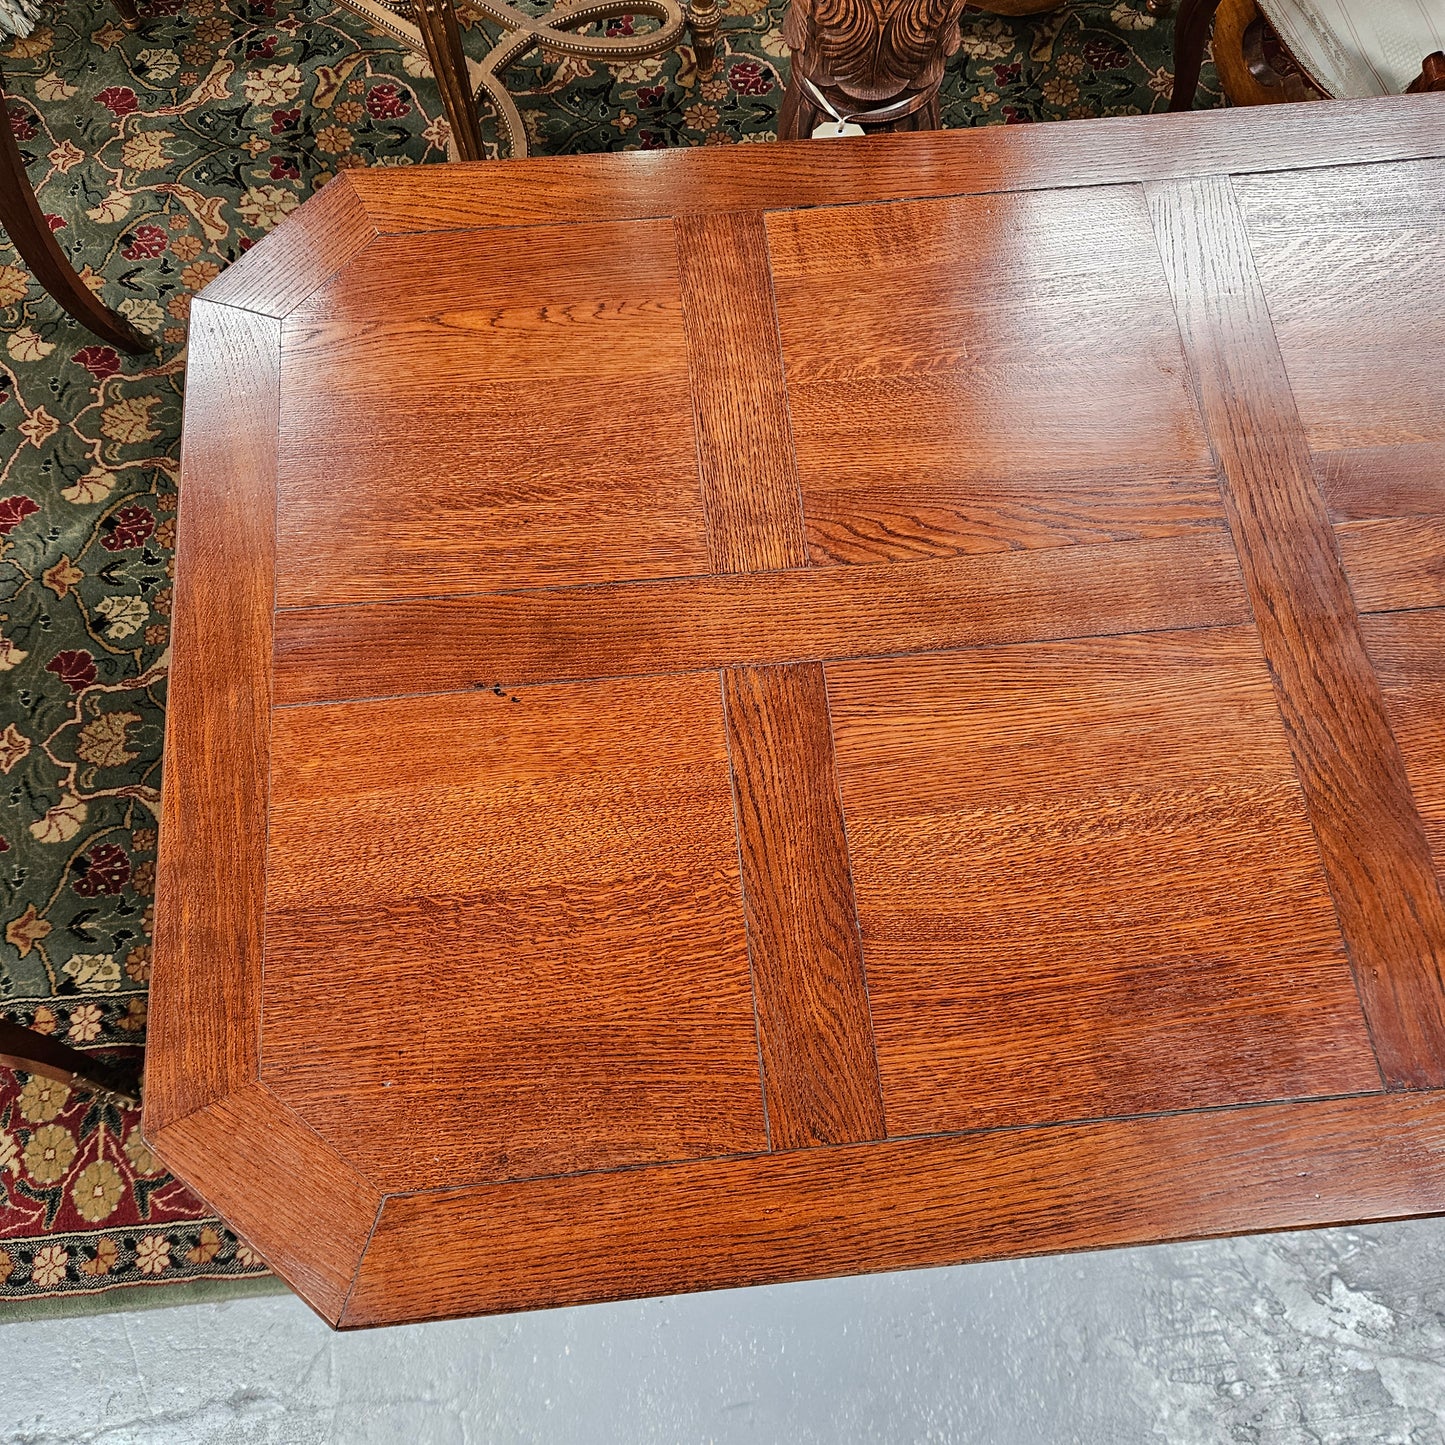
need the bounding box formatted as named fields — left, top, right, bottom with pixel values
left=0, top=0, right=1219, bottom=1306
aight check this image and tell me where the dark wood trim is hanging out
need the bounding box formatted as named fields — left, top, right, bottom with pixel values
left=1148, top=175, right=1445, bottom=1089
left=722, top=663, right=885, bottom=1148
left=0, top=1018, right=140, bottom=1105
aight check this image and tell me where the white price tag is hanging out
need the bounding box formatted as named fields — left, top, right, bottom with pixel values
left=811, top=120, right=865, bottom=138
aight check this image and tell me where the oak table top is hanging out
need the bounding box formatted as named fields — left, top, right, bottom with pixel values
left=150, top=94, right=1445, bottom=1329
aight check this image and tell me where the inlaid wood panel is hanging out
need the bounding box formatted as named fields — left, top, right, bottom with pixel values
left=344, top=1093, right=1445, bottom=1327
left=1150, top=175, right=1445, bottom=1089
left=146, top=302, right=277, bottom=1135
left=272, top=531, right=1250, bottom=706
left=1235, top=164, right=1445, bottom=615
left=260, top=674, right=769, bottom=1192
left=722, top=663, right=884, bottom=1148
left=828, top=627, right=1381, bottom=1134
left=275, top=220, right=708, bottom=607
left=1362, top=610, right=1445, bottom=887
left=151, top=106, right=1445, bottom=1330
left=767, top=186, right=1221, bottom=566
left=674, top=212, right=808, bottom=574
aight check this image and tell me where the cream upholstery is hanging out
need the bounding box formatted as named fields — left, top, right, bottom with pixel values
left=1258, top=0, right=1445, bottom=97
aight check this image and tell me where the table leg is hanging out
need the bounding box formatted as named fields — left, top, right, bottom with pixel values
left=0, top=69, right=148, bottom=353
left=0, top=1017, right=140, bottom=1105
left=1169, top=0, right=1223, bottom=110
left=414, top=0, right=487, bottom=162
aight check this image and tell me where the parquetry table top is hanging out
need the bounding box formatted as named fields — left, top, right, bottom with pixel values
left=149, top=95, right=1445, bottom=1328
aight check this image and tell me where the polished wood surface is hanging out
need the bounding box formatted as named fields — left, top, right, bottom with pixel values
left=150, top=95, right=1445, bottom=1328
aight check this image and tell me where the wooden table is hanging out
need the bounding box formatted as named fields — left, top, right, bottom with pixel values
left=149, top=95, right=1445, bottom=1329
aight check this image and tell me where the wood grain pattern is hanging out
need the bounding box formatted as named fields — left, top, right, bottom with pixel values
left=154, top=112, right=1445, bottom=1330
left=829, top=627, right=1381, bottom=1132
left=147, top=1081, right=381, bottom=1324
left=1362, top=610, right=1445, bottom=887
left=1233, top=164, right=1445, bottom=457
left=272, top=531, right=1251, bottom=706
left=276, top=219, right=707, bottom=606
left=722, top=664, right=884, bottom=1148
left=342, top=94, right=1445, bottom=235
left=1234, top=165, right=1445, bottom=616
left=1148, top=175, right=1445, bottom=1090
left=675, top=213, right=808, bottom=573
left=198, top=172, right=377, bottom=318
left=337, top=1092, right=1445, bottom=1327
left=1336, top=517, right=1445, bottom=614
left=145, top=302, right=278, bottom=1136
left=1314, top=444, right=1445, bottom=523
left=766, top=186, right=1220, bottom=566
left=259, top=673, right=769, bottom=1192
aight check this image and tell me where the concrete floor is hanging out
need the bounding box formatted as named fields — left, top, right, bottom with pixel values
left=6, top=1220, right=1445, bottom=1444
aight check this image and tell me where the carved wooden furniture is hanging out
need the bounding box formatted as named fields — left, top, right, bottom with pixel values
left=150, top=94, right=1445, bottom=1328
left=0, top=57, right=147, bottom=350
left=1171, top=0, right=1445, bottom=110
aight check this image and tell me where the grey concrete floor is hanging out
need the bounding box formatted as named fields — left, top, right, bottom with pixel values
left=5, top=1220, right=1445, bottom=1444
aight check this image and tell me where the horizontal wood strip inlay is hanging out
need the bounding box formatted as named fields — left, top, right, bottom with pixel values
left=272, top=531, right=1250, bottom=706
left=723, top=664, right=885, bottom=1149
left=343, top=95, right=1445, bottom=236
left=674, top=212, right=808, bottom=573
left=1149, top=175, right=1445, bottom=1089
left=339, top=1091, right=1443, bottom=1327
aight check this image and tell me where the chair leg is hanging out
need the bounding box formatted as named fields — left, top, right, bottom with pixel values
left=110, top=0, right=141, bottom=27
left=414, top=0, right=486, bottom=162
left=687, top=0, right=721, bottom=72
left=0, top=1017, right=140, bottom=1105
left=1169, top=0, right=1223, bottom=111
left=0, top=68, right=148, bottom=353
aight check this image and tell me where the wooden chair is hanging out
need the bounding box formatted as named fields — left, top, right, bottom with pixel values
left=1, top=50, right=147, bottom=351
left=1172, top=0, right=1445, bottom=109
left=0, top=1017, right=140, bottom=1105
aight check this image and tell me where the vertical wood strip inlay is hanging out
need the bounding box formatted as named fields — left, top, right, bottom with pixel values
left=147, top=301, right=280, bottom=1134
left=723, top=663, right=886, bottom=1148
left=675, top=211, right=809, bottom=574
left=1147, top=174, right=1445, bottom=1089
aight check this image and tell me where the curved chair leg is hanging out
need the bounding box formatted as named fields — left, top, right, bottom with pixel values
left=0, top=67, right=148, bottom=353
left=1169, top=0, right=1223, bottom=111
left=0, top=1017, right=140, bottom=1104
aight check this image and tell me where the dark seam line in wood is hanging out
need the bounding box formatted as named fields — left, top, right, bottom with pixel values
left=256, top=319, right=284, bottom=1092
